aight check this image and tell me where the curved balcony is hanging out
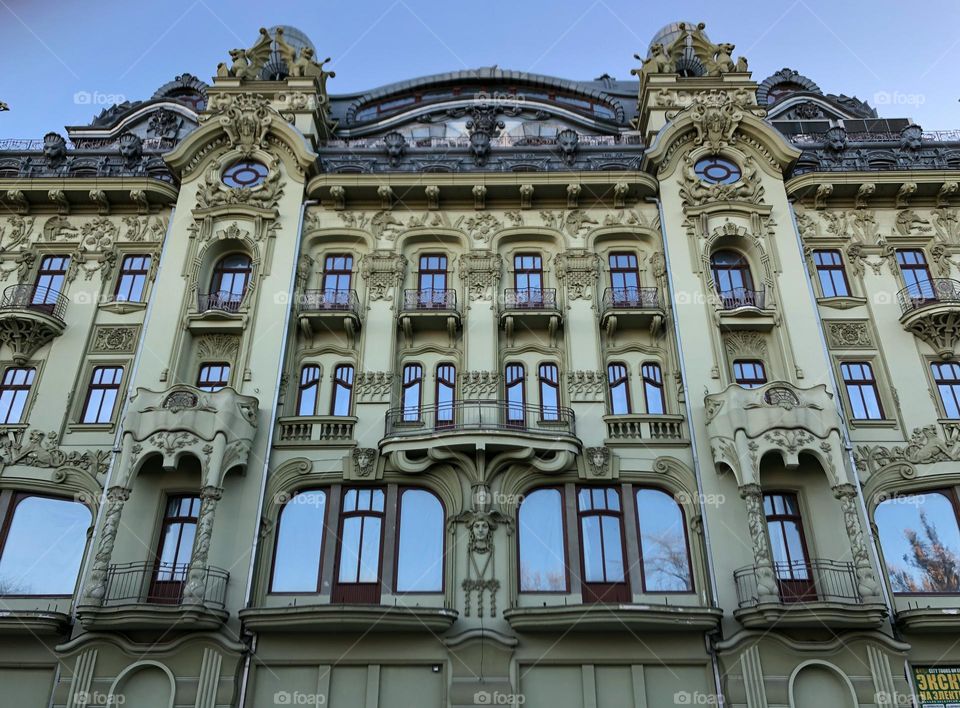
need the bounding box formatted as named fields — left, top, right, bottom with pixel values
left=77, top=561, right=229, bottom=631
left=600, top=287, right=664, bottom=339
left=398, top=288, right=460, bottom=347
left=188, top=290, right=247, bottom=334
left=500, top=288, right=562, bottom=346
left=897, top=279, right=960, bottom=358
left=198, top=290, right=244, bottom=313
left=733, top=559, right=886, bottom=628
left=0, top=284, right=68, bottom=363
left=715, top=287, right=774, bottom=331
left=297, top=288, right=361, bottom=342
left=381, top=400, right=579, bottom=459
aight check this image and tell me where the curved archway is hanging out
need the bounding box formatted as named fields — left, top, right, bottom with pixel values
left=789, top=661, right=856, bottom=708
left=109, top=661, right=175, bottom=708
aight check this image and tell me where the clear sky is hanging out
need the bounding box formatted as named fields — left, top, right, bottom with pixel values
left=0, top=0, right=958, bottom=138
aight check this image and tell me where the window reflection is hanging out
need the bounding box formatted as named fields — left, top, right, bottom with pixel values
left=271, top=491, right=326, bottom=592
left=331, top=365, right=354, bottom=416
left=396, top=490, right=444, bottom=592
left=876, top=491, right=960, bottom=593
left=636, top=489, right=692, bottom=592
left=519, top=489, right=567, bottom=591
left=0, top=495, right=89, bottom=595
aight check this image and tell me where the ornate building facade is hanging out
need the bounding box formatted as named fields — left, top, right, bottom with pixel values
left=0, top=21, right=959, bottom=708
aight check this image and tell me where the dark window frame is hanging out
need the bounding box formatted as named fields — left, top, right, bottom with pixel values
left=435, top=363, right=456, bottom=427
left=608, top=252, right=640, bottom=291
left=607, top=362, right=631, bottom=415
left=513, top=253, right=544, bottom=292
left=149, top=494, right=201, bottom=602
left=733, top=359, right=767, bottom=389
left=196, top=362, right=231, bottom=393
left=840, top=361, right=885, bottom=420
left=0, top=366, right=36, bottom=424
left=330, top=364, right=355, bottom=417
left=537, top=362, right=560, bottom=421
left=634, top=486, right=695, bottom=594
left=641, top=362, right=665, bottom=415
left=114, top=254, right=151, bottom=302
left=517, top=486, right=570, bottom=594
left=812, top=249, right=850, bottom=298
left=710, top=250, right=755, bottom=294
left=80, top=365, right=123, bottom=424
left=402, top=363, right=424, bottom=422
left=322, top=254, right=354, bottom=293
left=576, top=485, right=631, bottom=603
left=331, top=486, right=386, bottom=604
left=268, top=488, right=330, bottom=594
left=210, top=253, right=253, bottom=302
left=296, top=364, right=321, bottom=416
left=933, top=362, right=960, bottom=419
left=505, top=362, right=526, bottom=425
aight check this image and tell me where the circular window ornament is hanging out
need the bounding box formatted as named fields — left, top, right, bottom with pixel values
left=222, top=160, right=269, bottom=189
left=694, top=156, right=742, bottom=185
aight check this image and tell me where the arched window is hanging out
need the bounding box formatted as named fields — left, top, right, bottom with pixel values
left=710, top=250, right=757, bottom=308
left=333, top=488, right=385, bottom=603
left=538, top=363, right=560, bottom=421
left=642, top=363, right=665, bottom=414
left=331, top=365, right=354, bottom=416
left=402, top=364, right=423, bottom=422
left=396, top=489, right=444, bottom=592
left=297, top=365, right=321, bottom=416
left=607, top=362, right=631, bottom=415
left=876, top=490, right=960, bottom=593
left=271, top=490, right=326, bottom=592
left=519, top=488, right=567, bottom=592
left=436, top=364, right=456, bottom=427
left=209, top=253, right=252, bottom=309
left=0, top=494, right=89, bottom=595
left=635, top=489, right=692, bottom=592
left=505, top=363, right=525, bottom=426
left=577, top=487, right=629, bottom=602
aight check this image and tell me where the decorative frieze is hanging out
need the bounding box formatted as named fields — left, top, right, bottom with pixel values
left=460, top=371, right=500, bottom=398
left=359, top=250, right=406, bottom=301
left=458, top=251, right=503, bottom=300
left=566, top=370, right=605, bottom=401
left=91, top=325, right=140, bottom=354
left=554, top=249, right=600, bottom=300
left=354, top=371, right=394, bottom=402
left=824, top=320, right=872, bottom=349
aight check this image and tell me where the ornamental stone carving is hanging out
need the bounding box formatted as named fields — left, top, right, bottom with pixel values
left=195, top=158, right=283, bottom=211
left=182, top=485, right=223, bottom=604
left=566, top=370, right=606, bottom=401
left=680, top=154, right=763, bottom=207
left=91, top=325, right=140, bottom=353
left=824, top=320, right=872, bottom=349
left=739, top=483, right=779, bottom=601
left=855, top=424, right=960, bottom=477
left=458, top=251, right=503, bottom=300
left=360, top=251, right=406, bottom=301
left=460, top=371, right=500, bottom=399
left=81, top=486, right=131, bottom=604
left=195, top=333, right=241, bottom=362
left=554, top=249, right=600, bottom=300
left=584, top=446, right=611, bottom=477
left=723, top=331, right=767, bottom=359
left=352, top=448, right=377, bottom=478
left=454, top=486, right=512, bottom=618
left=833, top=483, right=882, bottom=599
left=354, top=372, right=394, bottom=402
left=688, top=90, right=744, bottom=151
left=0, top=429, right=109, bottom=476
left=455, top=213, right=501, bottom=244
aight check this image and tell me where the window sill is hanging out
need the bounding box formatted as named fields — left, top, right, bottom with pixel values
left=98, top=300, right=147, bottom=315
left=67, top=422, right=116, bottom=433
left=816, top=296, right=867, bottom=310
left=846, top=418, right=898, bottom=430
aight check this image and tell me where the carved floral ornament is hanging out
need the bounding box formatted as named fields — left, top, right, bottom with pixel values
left=854, top=424, right=960, bottom=478
left=458, top=251, right=503, bottom=300
left=554, top=249, right=600, bottom=300
left=359, top=251, right=406, bottom=301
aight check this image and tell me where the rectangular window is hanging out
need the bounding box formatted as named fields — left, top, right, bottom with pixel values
left=642, top=363, right=665, bottom=414
left=607, top=362, right=631, bottom=415
left=81, top=366, right=123, bottom=423
left=933, top=362, right=960, bottom=419
left=764, top=492, right=815, bottom=601
left=402, top=364, right=423, bottom=422
left=609, top=253, right=640, bottom=305
left=896, top=249, right=934, bottom=300
left=322, top=254, right=353, bottom=292
left=813, top=250, right=850, bottom=298
left=733, top=360, right=767, bottom=389
left=150, top=495, right=200, bottom=602
left=114, top=254, right=151, bottom=302
left=331, top=364, right=354, bottom=416
left=514, top=254, right=544, bottom=305
left=333, top=487, right=385, bottom=604
left=196, top=363, right=230, bottom=393
left=32, top=255, right=69, bottom=309
left=0, top=367, right=35, bottom=424
left=417, top=254, right=448, bottom=306
left=296, top=365, right=321, bottom=416
left=577, top=487, right=629, bottom=603
left=841, top=361, right=884, bottom=420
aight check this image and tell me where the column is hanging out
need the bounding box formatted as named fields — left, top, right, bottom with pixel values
left=183, top=485, right=223, bottom=604
left=739, top=483, right=779, bottom=602
left=81, top=486, right=131, bottom=604
left=833, top=483, right=882, bottom=600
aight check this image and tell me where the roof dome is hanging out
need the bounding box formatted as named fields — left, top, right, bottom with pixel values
left=647, top=21, right=709, bottom=76
left=259, top=25, right=316, bottom=80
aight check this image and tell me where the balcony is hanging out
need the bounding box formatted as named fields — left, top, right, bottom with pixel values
left=297, top=289, right=361, bottom=342
left=381, top=400, right=579, bottom=461
left=275, top=415, right=356, bottom=445
left=240, top=604, right=458, bottom=633
left=398, top=288, right=460, bottom=347
left=503, top=603, right=721, bottom=633
left=600, top=287, right=665, bottom=339
left=897, top=279, right=960, bottom=359
left=0, top=284, right=68, bottom=364
left=77, top=561, right=229, bottom=631
left=499, top=288, right=562, bottom=346
left=188, top=290, right=246, bottom=333
left=715, top=287, right=774, bottom=331
left=604, top=414, right=687, bottom=444
left=733, top=559, right=887, bottom=628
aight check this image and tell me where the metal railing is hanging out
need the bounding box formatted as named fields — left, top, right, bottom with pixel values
left=402, top=288, right=457, bottom=311
left=897, top=279, right=960, bottom=314
left=299, top=289, right=360, bottom=317
left=717, top=287, right=765, bottom=310
left=102, top=561, right=229, bottom=609
left=0, top=284, right=68, bottom=322
left=601, top=287, right=661, bottom=313
left=198, top=290, right=245, bottom=313
left=502, top=288, right=558, bottom=310
left=384, top=400, right=576, bottom=438
left=734, top=559, right=860, bottom=608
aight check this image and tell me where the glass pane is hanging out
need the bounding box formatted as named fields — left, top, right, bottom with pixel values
left=272, top=491, right=325, bottom=592
left=876, top=492, right=960, bottom=593
left=371, top=490, right=385, bottom=512
left=580, top=516, right=604, bottom=582
left=338, top=517, right=362, bottom=582
left=601, top=516, right=625, bottom=581
left=636, top=489, right=691, bottom=591
left=519, top=489, right=566, bottom=591
left=357, top=517, right=382, bottom=582
left=298, top=383, right=318, bottom=416
left=644, top=381, right=664, bottom=415
left=332, top=383, right=351, bottom=416
left=396, top=490, right=444, bottom=591
left=610, top=382, right=630, bottom=414
left=0, top=496, right=90, bottom=595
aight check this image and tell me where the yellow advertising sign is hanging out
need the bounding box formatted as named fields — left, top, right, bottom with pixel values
left=914, top=666, right=960, bottom=708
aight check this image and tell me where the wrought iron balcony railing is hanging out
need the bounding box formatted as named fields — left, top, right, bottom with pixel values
left=299, top=289, right=360, bottom=316
left=198, top=290, right=245, bottom=313
left=402, top=288, right=457, bottom=311
left=717, top=287, right=765, bottom=310
left=0, top=284, right=68, bottom=322
left=102, top=561, right=228, bottom=608
left=600, top=287, right=661, bottom=313
left=734, top=559, right=860, bottom=608
left=897, top=278, right=960, bottom=314
left=384, top=400, right=575, bottom=438
left=502, top=288, right=558, bottom=310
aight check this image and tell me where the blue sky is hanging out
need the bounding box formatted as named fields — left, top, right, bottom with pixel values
left=0, top=0, right=958, bottom=138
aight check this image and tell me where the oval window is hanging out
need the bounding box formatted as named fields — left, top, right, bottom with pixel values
left=222, top=160, right=269, bottom=189
left=694, top=156, right=742, bottom=185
